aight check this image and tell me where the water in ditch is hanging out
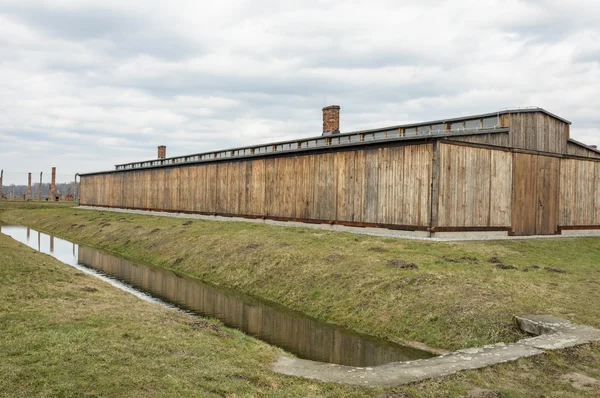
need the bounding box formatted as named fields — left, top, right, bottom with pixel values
left=0, top=225, right=434, bottom=367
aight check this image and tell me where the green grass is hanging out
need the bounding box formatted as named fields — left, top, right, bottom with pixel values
left=2, top=202, right=599, bottom=351
left=1, top=202, right=600, bottom=397
left=0, top=230, right=375, bottom=397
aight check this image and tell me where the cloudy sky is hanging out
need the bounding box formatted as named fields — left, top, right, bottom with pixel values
left=1, top=0, right=599, bottom=184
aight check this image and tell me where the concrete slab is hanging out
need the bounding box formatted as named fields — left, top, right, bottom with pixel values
left=516, top=315, right=600, bottom=350
left=273, top=315, right=600, bottom=386
left=561, top=229, right=600, bottom=236
left=274, top=342, right=542, bottom=386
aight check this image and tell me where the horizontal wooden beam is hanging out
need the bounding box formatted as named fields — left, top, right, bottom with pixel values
left=557, top=225, right=600, bottom=231
left=440, top=139, right=600, bottom=163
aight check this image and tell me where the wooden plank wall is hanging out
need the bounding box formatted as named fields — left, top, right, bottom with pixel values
left=446, top=132, right=510, bottom=147
left=509, top=113, right=569, bottom=154
left=80, top=144, right=433, bottom=228
left=436, top=143, right=512, bottom=228
left=566, top=141, right=600, bottom=159
left=559, top=158, right=600, bottom=226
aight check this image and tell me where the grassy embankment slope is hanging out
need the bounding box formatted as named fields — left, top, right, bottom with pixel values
left=1, top=201, right=599, bottom=397
left=0, top=230, right=379, bottom=397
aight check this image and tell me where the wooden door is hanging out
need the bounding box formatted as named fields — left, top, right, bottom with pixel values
left=512, top=153, right=538, bottom=235
left=536, top=156, right=560, bottom=235
left=512, top=153, right=559, bottom=235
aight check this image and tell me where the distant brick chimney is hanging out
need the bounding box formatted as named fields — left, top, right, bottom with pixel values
left=158, top=145, right=166, bottom=159
left=322, top=105, right=341, bottom=135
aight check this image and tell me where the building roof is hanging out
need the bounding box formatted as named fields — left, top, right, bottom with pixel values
left=568, top=138, right=600, bottom=155
left=349, top=107, right=571, bottom=136
left=80, top=107, right=570, bottom=176
left=81, top=128, right=509, bottom=176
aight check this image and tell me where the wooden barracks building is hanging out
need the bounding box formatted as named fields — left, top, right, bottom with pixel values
left=79, top=106, right=600, bottom=237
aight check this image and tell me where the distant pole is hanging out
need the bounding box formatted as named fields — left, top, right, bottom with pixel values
left=39, top=172, right=43, bottom=201
left=74, top=173, right=79, bottom=204
left=27, top=173, right=32, bottom=200
left=0, top=169, right=3, bottom=203
left=50, top=167, right=56, bottom=201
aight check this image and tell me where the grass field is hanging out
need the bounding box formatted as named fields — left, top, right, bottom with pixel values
left=0, top=228, right=376, bottom=397
left=1, top=201, right=599, bottom=397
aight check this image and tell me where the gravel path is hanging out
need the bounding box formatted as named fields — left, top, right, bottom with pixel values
left=76, top=206, right=600, bottom=242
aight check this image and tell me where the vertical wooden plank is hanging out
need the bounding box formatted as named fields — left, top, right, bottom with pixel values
left=194, top=165, right=203, bottom=212
left=536, top=156, right=559, bottom=234
left=478, top=148, right=492, bottom=226
left=219, top=163, right=228, bottom=214
left=335, top=152, right=348, bottom=221
left=429, top=142, right=440, bottom=228
left=282, top=157, right=295, bottom=218
left=421, top=144, right=432, bottom=226
left=226, top=162, right=239, bottom=215
left=456, top=145, right=467, bottom=226
left=437, top=144, right=448, bottom=227
left=353, top=150, right=365, bottom=222
left=170, top=168, right=180, bottom=211
left=264, top=158, right=276, bottom=216
left=559, top=159, right=580, bottom=227
left=594, top=162, right=600, bottom=225
left=251, top=159, right=265, bottom=216
left=240, top=161, right=250, bottom=216
left=207, top=163, right=217, bottom=213
left=276, top=157, right=284, bottom=218
left=173, top=167, right=181, bottom=211
left=316, top=152, right=334, bottom=221
left=181, top=166, right=190, bottom=211
left=512, top=153, right=538, bottom=235
left=489, top=150, right=512, bottom=226
left=390, top=147, right=404, bottom=225
left=294, top=156, right=307, bottom=219
left=279, top=157, right=288, bottom=218
left=401, top=146, right=415, bottom=225
left=464, top=147, right=474, bottom=227
left=363, top=149, right=378, bottom=223
left=162, top=169, right=170, bottom=210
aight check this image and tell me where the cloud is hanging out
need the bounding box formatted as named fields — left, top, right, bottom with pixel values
left=0, top=0, right=599, bottom=185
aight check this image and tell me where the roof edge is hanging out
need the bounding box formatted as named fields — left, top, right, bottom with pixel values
left=568, top=138, right=600, bottom=155
left=80, top=129, right=508, bottom=176
left=113, top=108, right=570, bottom=168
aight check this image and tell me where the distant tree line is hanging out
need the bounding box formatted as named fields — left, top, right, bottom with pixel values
left=1, top=182, right=78, bottom=198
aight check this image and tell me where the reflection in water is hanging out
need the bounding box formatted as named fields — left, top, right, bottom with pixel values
left=1, top=225, right=433, bottom=367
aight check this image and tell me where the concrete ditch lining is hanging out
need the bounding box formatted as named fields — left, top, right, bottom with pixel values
left=273, top=315, right=600, bottom=386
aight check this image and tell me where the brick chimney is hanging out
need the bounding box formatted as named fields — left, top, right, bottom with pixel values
left=158, top=145, right=166, bottom=159
left=322, top=105, right=341, bottom=135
